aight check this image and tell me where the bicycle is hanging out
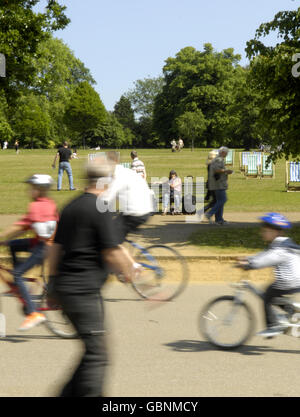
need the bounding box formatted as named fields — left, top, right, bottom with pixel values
left=199, top=270, right=300, bottom=350
left=0, top=260, right=77, bottom=339
left=118, top=239, right=189, bottom=302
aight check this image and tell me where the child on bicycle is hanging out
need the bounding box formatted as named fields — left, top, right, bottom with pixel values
left=0, top=174, right=58, bottom=331
left=238, top=212, right=300, bottom=337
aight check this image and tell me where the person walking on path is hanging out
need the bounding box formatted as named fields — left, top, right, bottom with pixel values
left=205, top=147, right=233, bottom=225
left=204, top=150, right=218, bottom=214
left=47, top=156, right=134, bottom=397
left=52, top=141, right=76, bottom=191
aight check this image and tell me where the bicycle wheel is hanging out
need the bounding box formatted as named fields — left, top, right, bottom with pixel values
left=39, top=291, right=78, bottom=339
left=199, top=296, right=254, bottom=349
left=131, top=244, right=189, bottom=301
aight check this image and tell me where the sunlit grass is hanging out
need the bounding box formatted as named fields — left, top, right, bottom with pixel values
left=0, top=147, right=299, bottom=214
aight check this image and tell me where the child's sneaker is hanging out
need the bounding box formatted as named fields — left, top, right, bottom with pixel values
left=18, top=312, right=46, bottom=331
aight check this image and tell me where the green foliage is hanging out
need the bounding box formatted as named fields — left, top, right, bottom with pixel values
left=63, top=81, right=107, bottom=147
left=125, top=76, right=165, bottom=119
left=113, top=95, right=136, bottom=130
left=176, top=109, right=207, bottom=148
left=153, top=44, right=245, bottom=147
left=32, top=36, right=95, bottom=145
left=246, top=7, right=300, bottom=160
left=83, top=113, right=132, bottom=148
left=0, top=0, right=70, bottom=104
left=12, top=93, right=52, bottom=148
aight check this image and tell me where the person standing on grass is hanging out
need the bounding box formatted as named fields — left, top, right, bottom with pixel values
left=52, top=141, right=76, bottom=191
left=130, top=150, right=146, bottom=180
left=14, top=139, right=19, bottom=154
left=205, top=146, right=233, bottom=225
left=178, top=138, right=184, bottom=151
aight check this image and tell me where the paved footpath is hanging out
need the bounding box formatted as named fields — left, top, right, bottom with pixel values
left=0, top=283, right=299, bottom=397
left=0, top=213, right=299, bottom=397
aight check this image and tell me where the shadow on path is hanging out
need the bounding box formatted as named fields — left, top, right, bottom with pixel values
left=164, top=339, right=299, bottom=356
left=0, top=334, right=60, bottom=343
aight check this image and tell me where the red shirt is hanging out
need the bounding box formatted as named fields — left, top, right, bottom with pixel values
left=15, top=197, right=59, bottom=243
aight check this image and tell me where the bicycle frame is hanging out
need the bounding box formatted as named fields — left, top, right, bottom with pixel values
left=231, top=279, right=300, bottom=330
left=125, top=239, right=163, bottom=275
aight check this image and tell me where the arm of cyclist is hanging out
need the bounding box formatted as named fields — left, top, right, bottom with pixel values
left=0, top=223, right=28, bottom=245
left=237, top=248, right=285, bottom=270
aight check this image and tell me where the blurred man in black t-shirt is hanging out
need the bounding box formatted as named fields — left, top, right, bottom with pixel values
left=52, top=141, right=76, bottom=191
left=47, top=156, right=133, bottom=397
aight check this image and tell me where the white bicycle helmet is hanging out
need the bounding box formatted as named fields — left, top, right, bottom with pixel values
left=25, top=174, right=54, bottom=188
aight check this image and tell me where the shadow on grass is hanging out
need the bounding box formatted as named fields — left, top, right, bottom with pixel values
left=164, top=339, right=300, bottom=356
left=130, top=216, right=300, bottom=251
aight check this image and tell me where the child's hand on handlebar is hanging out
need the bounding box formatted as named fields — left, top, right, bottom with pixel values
left=234, top=257, right=250, bottom=269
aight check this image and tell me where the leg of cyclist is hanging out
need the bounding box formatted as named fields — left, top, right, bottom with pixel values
left=8, top=239, right=46, bottom=330
left=9, top=238, right=33, bottom=268
left=114, top=214, right=150, bottom=279
left=263, top=283, right=299, bottom=328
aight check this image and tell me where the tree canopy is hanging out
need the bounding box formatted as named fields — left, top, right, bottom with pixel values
left=246, top=7, right=300, bottom=160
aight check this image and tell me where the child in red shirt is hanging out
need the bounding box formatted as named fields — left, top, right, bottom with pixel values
left=0, top=175, right=59, bottom=331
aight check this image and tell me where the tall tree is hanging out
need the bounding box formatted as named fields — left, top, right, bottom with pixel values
left=12, top=93, right=52, bottom=148
left=246, top=7, right=300, bottom=160
left=153, top=44, right=243, bottom=147
left=176, top=109, right=207, bottom=150
left=63, top=81, right=107, bottom=148
left=0, top=0, right=70, bottom=104
left=125, top=76, right=164, bottom=119
left=31, top=36, right=95, bottom=145
left=113, top=95, right=136, bottom=131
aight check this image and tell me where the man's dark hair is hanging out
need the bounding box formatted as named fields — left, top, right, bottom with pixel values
left=131, top=151, right=138, bottom=159
left=63, top=141, right=69, bottom=147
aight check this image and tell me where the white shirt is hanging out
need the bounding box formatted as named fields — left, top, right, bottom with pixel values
left=248, top=237, right=300, bottom=290
left=131, top=157, right=146, bottom=178
left=101, top=164, right=153, bottom=216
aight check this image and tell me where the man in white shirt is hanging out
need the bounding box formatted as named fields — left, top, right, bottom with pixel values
left=100, top=151, right=153, bottom=243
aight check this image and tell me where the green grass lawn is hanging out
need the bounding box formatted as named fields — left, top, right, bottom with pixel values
left=188, top=225, right=300, bottom=254
left=0, top=147, right=299, bottom=214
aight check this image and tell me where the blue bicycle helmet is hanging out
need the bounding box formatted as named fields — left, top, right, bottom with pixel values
left=259, top=212, right=291, bottom=229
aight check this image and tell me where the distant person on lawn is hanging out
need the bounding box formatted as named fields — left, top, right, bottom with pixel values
left=130, top=151, right=146, bottom=180
left=52, top=141, right=76, bottom=191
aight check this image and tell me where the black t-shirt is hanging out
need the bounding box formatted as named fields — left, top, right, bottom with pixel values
left=58, top=146, right=72, bottom=162
left=54, top=193, right=120, bottom=293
